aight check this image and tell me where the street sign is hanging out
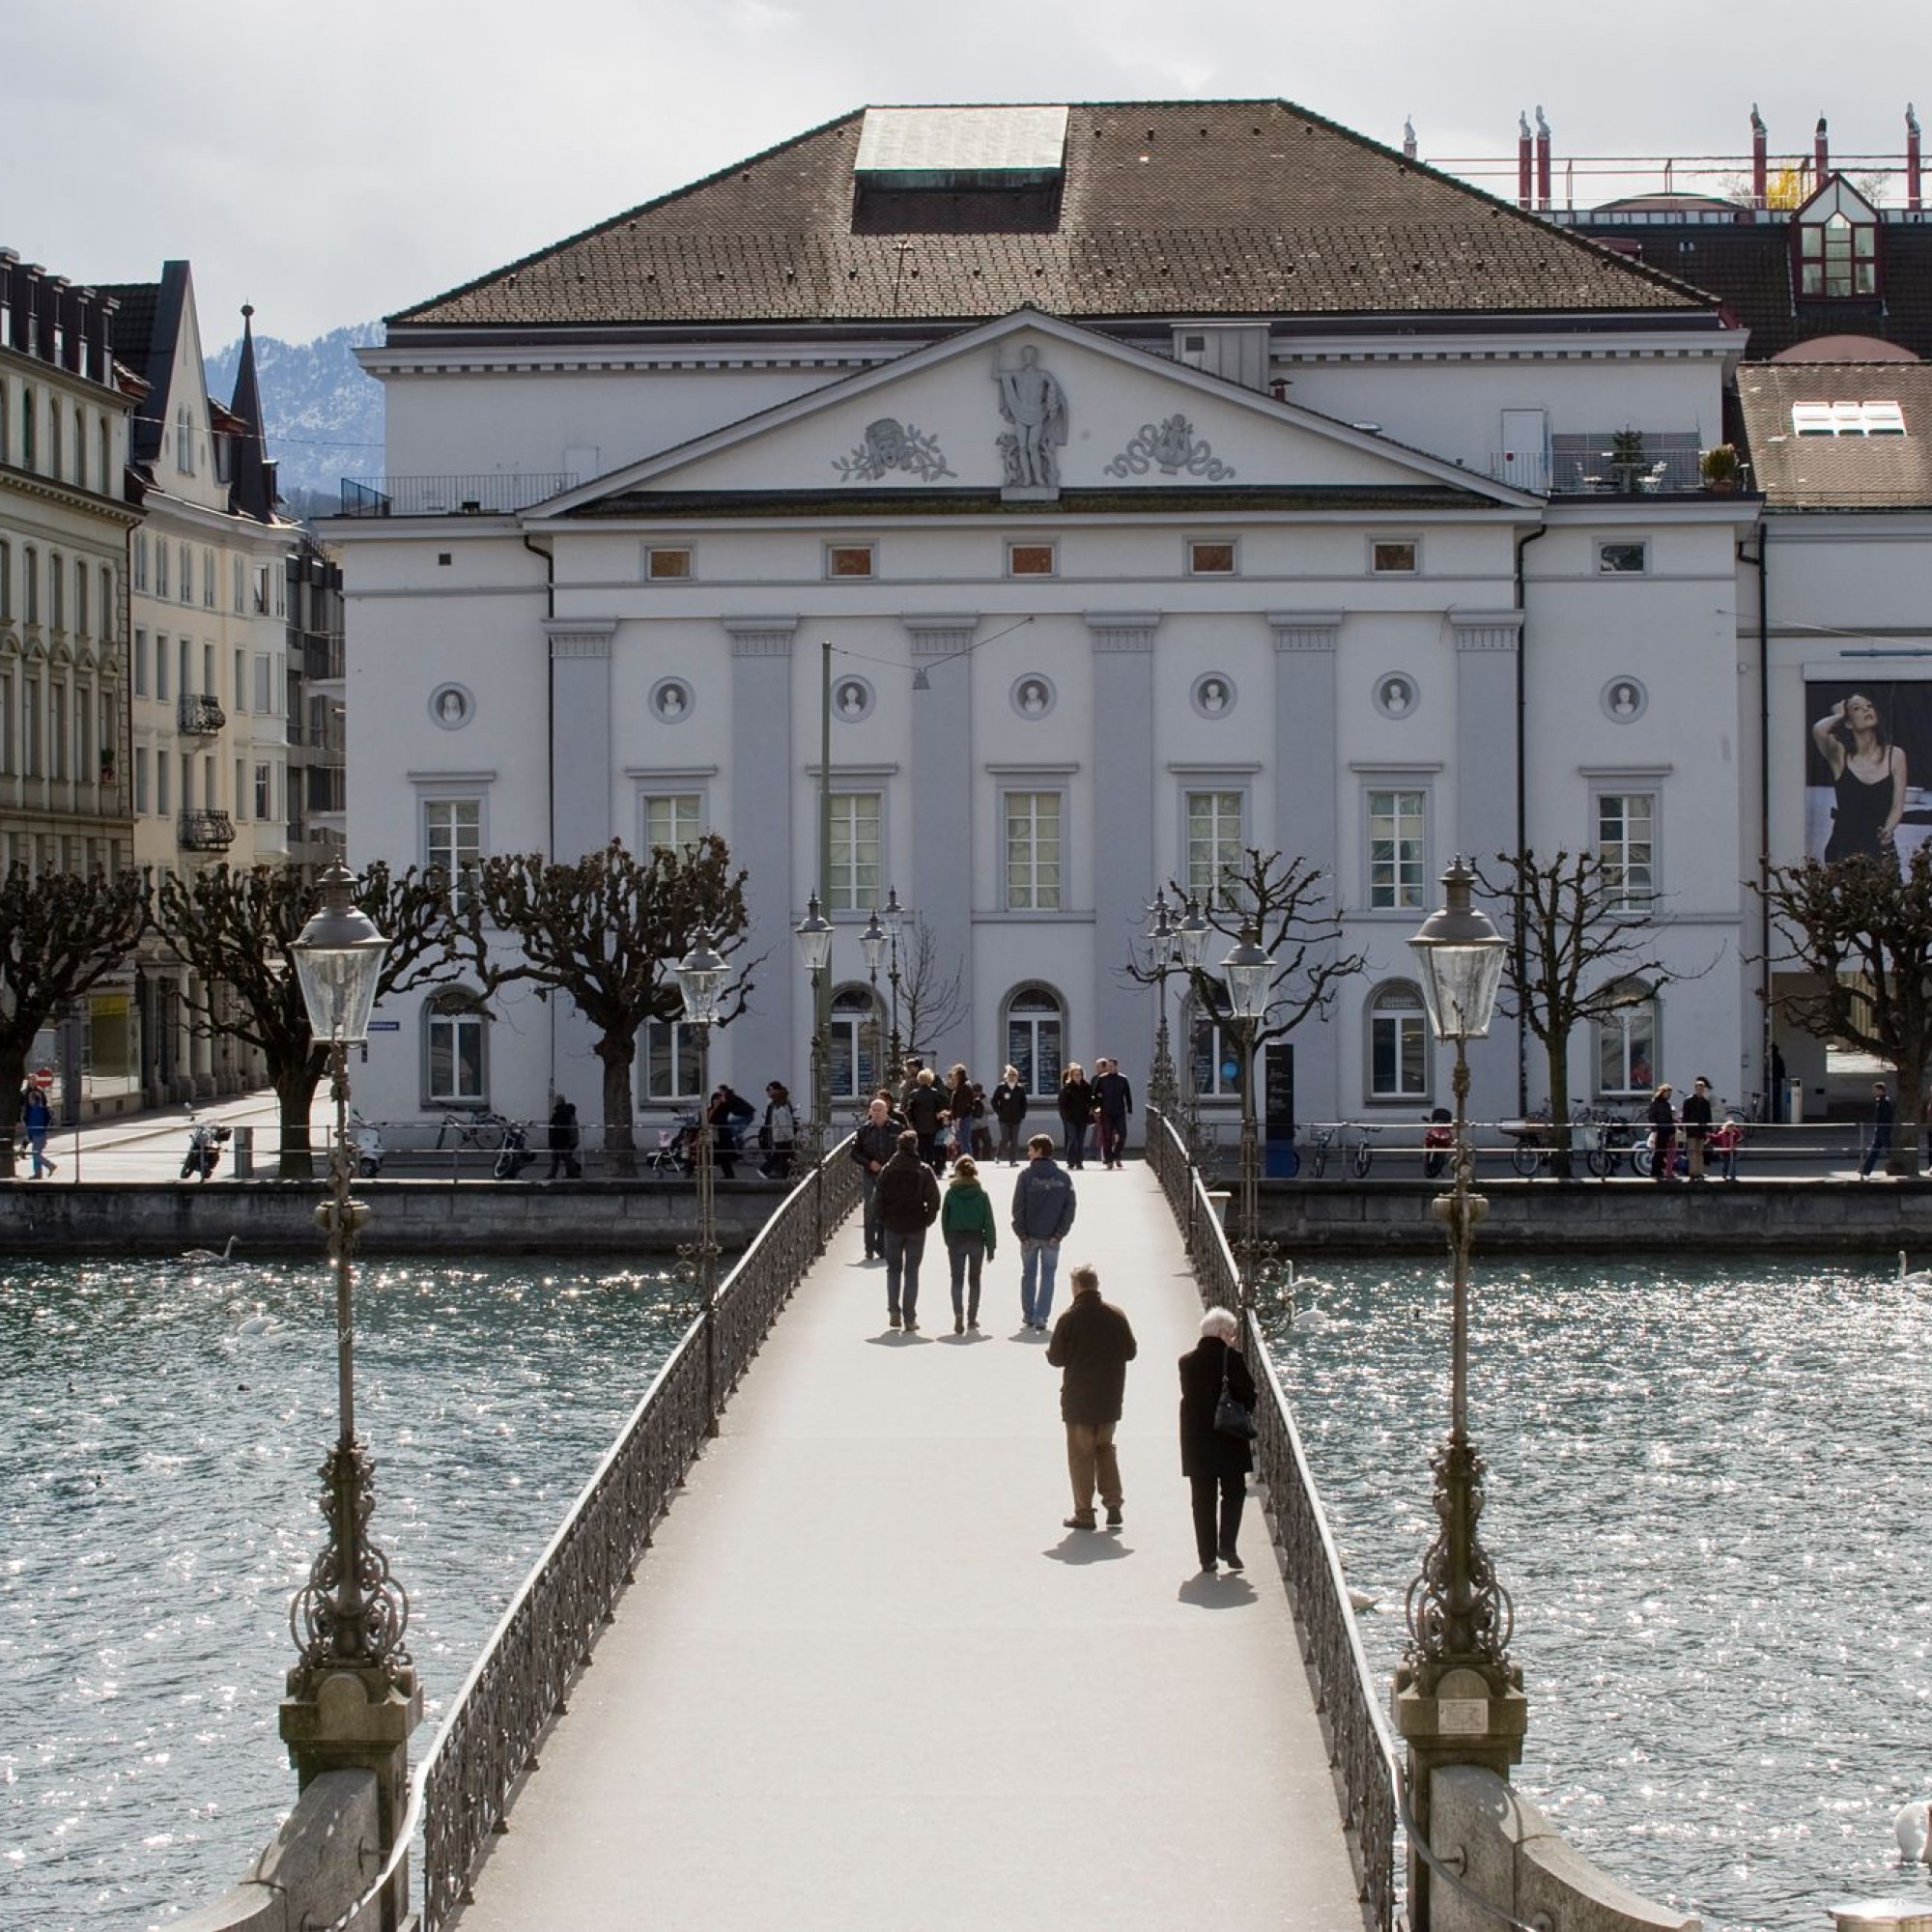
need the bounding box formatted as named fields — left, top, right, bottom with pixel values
left=367, top=1020, right=401, bottom=1033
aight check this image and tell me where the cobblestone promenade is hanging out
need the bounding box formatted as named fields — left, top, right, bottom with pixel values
left=453, top=1161, right=1363, bottom=1931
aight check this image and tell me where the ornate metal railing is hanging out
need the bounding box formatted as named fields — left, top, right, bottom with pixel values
left=352, top=1139, right=863, bottom=1931
left=178, top=809, right=235, bottom=851
left=1148, top=1110, right=1402, bottom=1932
left=337, top=472, right=580, bottom=518
left=176, top=692, right=226, bottom=735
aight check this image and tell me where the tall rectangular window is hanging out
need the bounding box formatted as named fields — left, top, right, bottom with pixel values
left=644, top=1019, right=702, bottom=1100
left=203, top=548, right=215, bottom=607
left=134, top=746, right=149, bottom=813
left=133, top=631, right=150, bottom=697
left=179, top=544, right=192, bottom=605
left=0, top=670, right=13, bottom=776
left=233, top=554, right=245, bottom=612
left=0, top=540, right=10, bottom=618
left=74, top=562, right=88, bottom=637
left=642, top=793, right=702, bottom=852
left=133, top=532, right=148, bottom=591
left=426, top=1001, right=486, bottom=1104
left=424, top=798, right=483, bottom=907
left=1368, top=789, right=1427, bottom=910
left=49, top=682, right=67, bottom=780
left=49, top=554, right=64, bottom=632
left=255, top=763, right=272, bottom=819
left=156, top=753, right=170, bottom=814
left=155, top=540, right=168, bottom=600
left=234, top=648, right=247, bottom=711
left=155, top=635, right=170, bottom=701
left=1004, top=791, right=1063, bottom=910
left=255, top=653, right=272, bottom=713
left=23, top=675, right=41, bottom=777
left=1370, top=982, right=1431, bottom=1098
left=1598, top=792, right=1657, bottom=910
left=1185, top=791, right=1244, bottom=906
left=827, top=791, right=881, bottom=912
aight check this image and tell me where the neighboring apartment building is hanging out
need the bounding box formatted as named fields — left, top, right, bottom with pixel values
left=104, top=266, right=292, bottom=1102
left=332, top=99, right=1764, bottom=1142
left=0, top=250, right=143, bottom=1111
left=285, top=530, right=346, bottom=869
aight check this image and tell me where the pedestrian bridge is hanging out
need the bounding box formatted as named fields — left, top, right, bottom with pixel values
left=443, top=1147, right=1369, bottom=1931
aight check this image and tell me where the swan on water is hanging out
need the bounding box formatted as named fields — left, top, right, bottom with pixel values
left=237, top=1306, right=283, bottom=1336
left=182, top=1234, right=241, bottom=1264
left=1894, top=1797, right=1930, bottom=1862
left=1900, top=1251, right=1932, bottom=1284
left=1347, top=1586, right=1378, bottom=1612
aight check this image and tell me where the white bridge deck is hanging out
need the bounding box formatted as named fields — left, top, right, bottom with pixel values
left=451, top=1164, right=1363, bottom=1931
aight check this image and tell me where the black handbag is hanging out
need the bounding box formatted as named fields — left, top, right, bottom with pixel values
left=1212, top=1344, right=1258, bottom=1440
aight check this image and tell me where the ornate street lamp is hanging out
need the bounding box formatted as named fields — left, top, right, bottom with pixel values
left=860, top=908, right=887, bottom=1101
left=671, top=924, right=728, bottom=1430
left=285, top=860, right=418, bottom=1922
left=1175, top=895, right=1210, bottom=1144
left=1145, top=892, right=1179, bottom=1121
left=1395, top=857, right=1524, bottom=1928
left=1219, top=918, right=1274, bottom=1308
left=880, top=886, right=906, bottom=1069
left=792, top=894, right=833, bottom=1149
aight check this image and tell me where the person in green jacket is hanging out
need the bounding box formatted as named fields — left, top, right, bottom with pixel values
left=941, top=1154, right=999, bottom=1334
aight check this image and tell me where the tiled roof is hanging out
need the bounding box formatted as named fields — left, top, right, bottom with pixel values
left=1737, top=362, right=1932, bottom=508
left=99, top=281, right=158, bottom=374
left=1563, top=218, right=1932, bottom=361
left=392, top=101, right=1714, bottom=331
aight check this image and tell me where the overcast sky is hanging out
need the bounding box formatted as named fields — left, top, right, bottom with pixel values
left=12, top=0, right=1930, bottom=350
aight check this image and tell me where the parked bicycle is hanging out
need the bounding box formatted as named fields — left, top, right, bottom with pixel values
left=1303, top=1121, right=1380, bottom=1179
left=435, top=1108, right=516, bottom=1153
left=1574, top=1106, right=1636, bottom=1179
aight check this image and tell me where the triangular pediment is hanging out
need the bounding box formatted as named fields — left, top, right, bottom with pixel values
left=536, top=310, right=1533, bottom=517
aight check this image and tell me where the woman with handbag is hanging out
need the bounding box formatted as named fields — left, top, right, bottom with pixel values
left=1178, top=1306, right=1257, bottom=1574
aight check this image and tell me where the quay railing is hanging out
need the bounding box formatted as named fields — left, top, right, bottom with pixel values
left=1147, top=1108, right=1403, bottom=1932
left=317, top=1137, right=860, bottom=1932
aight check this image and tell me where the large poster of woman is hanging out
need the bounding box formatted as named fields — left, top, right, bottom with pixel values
left=1804, top=678, right=1932, bottom=863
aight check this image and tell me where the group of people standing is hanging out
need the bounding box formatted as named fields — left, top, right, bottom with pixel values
left=1643, top=1077, right=1742, bottom=1182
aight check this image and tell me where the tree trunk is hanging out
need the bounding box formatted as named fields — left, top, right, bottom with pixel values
left=275, top=1062, right=324, bottom=1180
left=1547, top=1043, right=1576, bottom=1179
left=0, top=1045, right=24, bottom=1180
left=1890, top=1049, right=1926, bottom=1178
left=598, top=1034, right=639, bottom=1178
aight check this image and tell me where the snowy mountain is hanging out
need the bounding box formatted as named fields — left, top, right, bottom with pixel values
left=204, top=321, right=384, bottom=519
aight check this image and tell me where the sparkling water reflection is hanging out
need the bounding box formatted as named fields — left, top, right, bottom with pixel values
left=0, top=1256, right=689, bottom=1930
left=1264, top=1256, right=1932, bottom=1932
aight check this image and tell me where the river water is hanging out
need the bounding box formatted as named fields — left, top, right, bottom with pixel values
left=1263, top=1255, right=1932, bottom=1932
left=0, top=1256, right=688, bottom=1931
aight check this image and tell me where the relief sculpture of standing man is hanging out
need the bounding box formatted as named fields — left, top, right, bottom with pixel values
left=994, top=345, right=1068, bottom=489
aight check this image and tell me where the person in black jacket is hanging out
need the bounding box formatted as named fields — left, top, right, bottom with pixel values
left=1046, top=1264, right=1137, bottom=1530
left=849, top=1095, right=900, bottom=1260
left=546, top=1094, right=582, bottom=1179
left=708, top=1085, right=755, bottom=1179
left=989, top=1065, right=1029, bottom=1164
left=1179, top=1307, right=1257, bottom=1573
left=873, top=1130, right=941, bottom=1331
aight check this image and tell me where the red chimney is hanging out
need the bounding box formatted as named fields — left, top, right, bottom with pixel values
left=1535, top=105, right=1552, bottom=211
left=1910, top=102, right=1922, bottom=213
left=1518, top=111, right=1532, bottom=210
left=1750, top=103, right=1768, bottom=210
left=1815, top=114, right=1831, bottom=186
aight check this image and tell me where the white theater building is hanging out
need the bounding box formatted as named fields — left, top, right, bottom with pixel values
left=332, top=100, right=1762, bottom=1143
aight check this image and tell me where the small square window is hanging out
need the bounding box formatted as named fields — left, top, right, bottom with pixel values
left=1008, top=542, right=1056, bottom=578
left=827, top=544, right=875, bottom=580
left=1597, top=541, right=1648, bottom=576
left=1188, top=540, right=1236, bottom=576
left=1371, top=539, right=1419, bottom=575
left=646, top=547, right=693, bottom=581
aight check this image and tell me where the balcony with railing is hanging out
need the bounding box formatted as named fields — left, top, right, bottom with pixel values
left=179, top=810, right=236, bottom=852
left=337, top=473, right=579, bottom=518
left=1490, top=432, right=1711, bottom=497
left=177, top=692, right=227, bottom=736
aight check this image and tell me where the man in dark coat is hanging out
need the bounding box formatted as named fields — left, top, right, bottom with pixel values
left=1179, top=1307, right=1257, bottom=1573
left=873, top=1130, right=941, bottom=1330
left=849, top=1095, right=900, bottom=1260
left=546, top=1094, right=582, bottom=1179
left=1045, top=1264, right=1137, bottom=1530
left=1092, top=1057, right=1133, bottom=1169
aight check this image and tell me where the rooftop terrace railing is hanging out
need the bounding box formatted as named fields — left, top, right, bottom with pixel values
left=337, top=473, right=580, bottom=517
left=1147, top=1108, right=1402, bottom=1932
left=308, top=1137, right=861, bottom=1932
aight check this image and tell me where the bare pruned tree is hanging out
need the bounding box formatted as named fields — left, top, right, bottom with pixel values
left=1756, top=849, right=1932, bottom=1177
left=896, top=917, right=968, bottom=1064
left=153, top=862, right=459, bottom=1178
left=1474, top=848, right=1705, bottom=1177
left=0, top=866, right=150, bottom=1177
left=455, top=837, right=753, bottom=1177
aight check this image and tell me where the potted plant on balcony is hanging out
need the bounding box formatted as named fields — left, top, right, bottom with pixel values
left=1609, top=427, right=1649, bottom=494
left=1700, top=442, right=1741, bottom=493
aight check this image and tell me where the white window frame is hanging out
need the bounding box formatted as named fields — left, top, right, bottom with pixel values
left=643, top=546, right=693, bottom=582
left=1593, top=980, right=1658, bottom=1100
left=827, top=789, right=883, bottom=913
left=1366, top=785, right=1429, bottom=912
left=1183, top=788, right=1247, bottom=908
left=1187, top=538, right=1238, bottom=577
left=1370, top=536, right=1420, bottom=576
left=1595, top=787, right=1658, bottom=912
left=639, top=790, right=705, bottom=853
left=1002, top=787, right=1065, bottom=911
left=424, top=988, right=490, bottom=1106
left=1006, top=540, right=1057, bottom=579
left=830, top=983, right=884, bottom=1103
left=420, top=791, right=486, bottom=912
left=1368, top=980, right=1432, bottom=1101
left=643, top=1018, right=703, bottom=1102
left=1596, top=540, right=1649, bottom=576
left=1183, top=986, right=1244, bottom=1100
left=824, top=542, right=875, bottom=581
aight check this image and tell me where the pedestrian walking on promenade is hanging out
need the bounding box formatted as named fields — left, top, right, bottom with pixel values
left=759, top=1081, right=797, bottom=1179
left=1092, top=1057, right=1133, bottom=1169
left=874, top=1130, right=940, bottom=1330
left=708, top=1084, right=755, bottom=1179
left=20, top=1083, right=54, bottom=1179
left=1011, top=1133, right=1076, bottom=1331
left=990, top=1065, right=1029, bottom=1164
left=941, top=1154, right=997, bottom=1332
left=851, top=1096, right=898, bottom=1260
left=1057, top=1063, right=1094, bottom=1170
left=1047, top=1264, right=1138, bottom=1531
left=1862, top=1081, right=1895, bottom=1179
left=1646, top=1082, right=1678, bottom=1183
left=546, top=1094, right=582, bottom=1179
left=904, top=1067, right=948, bottom=1171
left=944, top=1063, right=977, bottom=1163
left=1179, top=1307, right=1256, bottom=1573
left=1681, top=1076, right=1713, bottom=1182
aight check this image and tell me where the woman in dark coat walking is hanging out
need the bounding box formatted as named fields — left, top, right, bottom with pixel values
left=1179, top=1307, right=1256, bottom=1574
left=1057, top=1063, right=1094, bottom=1170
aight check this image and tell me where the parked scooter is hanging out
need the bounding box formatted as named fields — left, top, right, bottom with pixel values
left=493, top=1119, right=537, bottom=1180
left=181, top=1117, right=234, bottom=1181
left=350, top=1112, right=385, bottom=1179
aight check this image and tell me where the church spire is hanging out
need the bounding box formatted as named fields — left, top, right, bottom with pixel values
left=227, top=302, right=277, bottom=522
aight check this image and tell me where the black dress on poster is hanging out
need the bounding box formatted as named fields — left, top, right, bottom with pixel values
left=1804, top=678, right=1931, bottom=864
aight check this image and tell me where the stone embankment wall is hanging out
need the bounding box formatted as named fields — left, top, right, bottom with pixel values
left=0, top=1179, right=791, bottom=1255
